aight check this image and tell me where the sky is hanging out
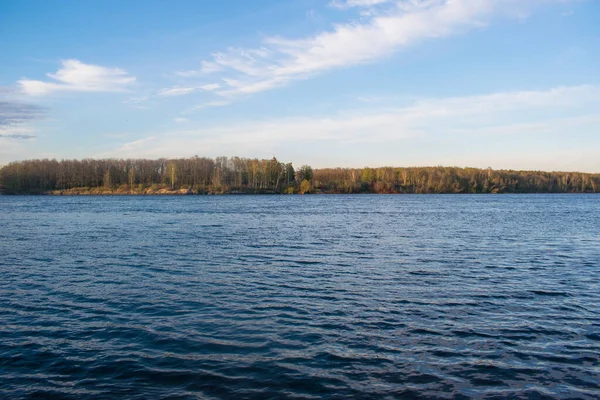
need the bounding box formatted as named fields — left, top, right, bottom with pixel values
left=1, top=0, right=599, bottom=171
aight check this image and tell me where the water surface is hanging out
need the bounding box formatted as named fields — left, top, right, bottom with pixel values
left=1, top=195, right=599, bottom=399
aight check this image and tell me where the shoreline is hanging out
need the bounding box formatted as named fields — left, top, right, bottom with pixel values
left=3, top=159, right=599, bottom=195
left=1, top=191, right=598, bottom=196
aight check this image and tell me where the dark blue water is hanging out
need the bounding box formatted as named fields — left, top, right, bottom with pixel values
left=1, top=195, right=599, bottom=399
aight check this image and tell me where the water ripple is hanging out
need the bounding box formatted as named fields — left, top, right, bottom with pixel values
left=1, top=194, right=599, bottom=399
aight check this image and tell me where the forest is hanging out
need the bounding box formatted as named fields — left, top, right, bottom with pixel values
left=0, top=156, right=599, bottom=194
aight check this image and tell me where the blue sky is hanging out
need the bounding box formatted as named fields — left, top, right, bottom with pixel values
left=1, top=0, right=599, bottom=171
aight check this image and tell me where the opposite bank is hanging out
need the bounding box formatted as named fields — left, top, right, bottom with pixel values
left=1, top=157, right=599, bottom=194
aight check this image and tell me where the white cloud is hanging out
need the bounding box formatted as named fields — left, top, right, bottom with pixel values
left=183, top=100, right=231, bottom=114
left=18, top=59, right=135, bottom=96
left=446, top=115, right=600, bottom=137
left=142, top=83, right=222, bottom=101
left=176, top=61, right=224, bottom=77
left=157, top=86, right=197, bottom=97
left=123, top=96, right=150, bottom=104
left=193, top=0, right=569, bottom=97
left=157, top=84, right=220, bottom=97
left=330, top=0, right=392, bottom=9
left=101, top=85, right=600, bottom=169
left=199, top=100, right=230, bottom=107
left=0, top=125, right=36, bottom=139
left=200, top=83, right=221, bottom=91
left=399, top=85, right=600, bottom=119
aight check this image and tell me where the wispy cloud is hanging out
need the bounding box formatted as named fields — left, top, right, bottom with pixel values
left=124, top=84, right=222, bottom=108
left=0, top=101, right=45, bottom=126
left=189, top=0, right=568, bottom=98
left=157, top=86, right=197, bottom=97
left=329, top=0, right=392, bottom=9
left=123, top=96, right=150, bottom=104
left=176, top=61, right=224, bottom=77
left=0, top=126, right=37, bottom=140
left=306, top=8, right=324, bottom=21
left=183, top=100, right=231, bottom=114
left=0, top=101, right=46, bottom=140
left=18, top=59, right=135, bottom=96
left=102, top=85, right=600, bottom=163
left=199, top=83, right=221, bottom=91
left=156, top=83, right=221, bottom=97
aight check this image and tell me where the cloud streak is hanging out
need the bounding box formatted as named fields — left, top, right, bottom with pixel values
left=0, top=133, right=36, bottom=140
left=0, top=101, right=45, bottom=127
left=190, top=0, right=568, bottom=98
left=102, top=85, right=600, bottom=163
left=156, top=83, right=220, bottom=97
left=18, top=59, right=135, bottom=96
left=183, top=100, right=231, bottom=114
left=0, top=101, right=46, bottom=140
left=329, top=0, right=392, bottom=9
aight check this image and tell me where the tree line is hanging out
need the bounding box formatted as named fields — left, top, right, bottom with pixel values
left=0, top=156, right=599, bottom=194
left=313, top=166, right=600, bottom=194
left=0, top=157, right=312, bottom=194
